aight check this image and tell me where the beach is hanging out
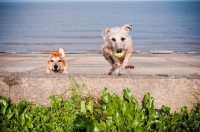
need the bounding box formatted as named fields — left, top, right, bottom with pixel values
left=0, top=52, right=200, bottom=112
left=0, top=53, right=200, bottom=76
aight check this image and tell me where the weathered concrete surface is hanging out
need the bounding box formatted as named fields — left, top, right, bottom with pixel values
left=0, top=53, right=200, bottom=112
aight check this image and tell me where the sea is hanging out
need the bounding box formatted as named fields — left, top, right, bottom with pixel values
left=0, top=1, right=200, bottom=53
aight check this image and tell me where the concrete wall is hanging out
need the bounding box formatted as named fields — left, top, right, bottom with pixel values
left=1, top=75, right=200, bottom=113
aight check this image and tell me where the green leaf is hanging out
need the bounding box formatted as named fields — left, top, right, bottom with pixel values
left=146, top=120, right=161, bottom=127
left=7, top=110, right=14, bottom=119
left=121, top=101, right=130, bottom=116
left=0, top=98, right=8, bottom=107
left=113, top=110, right=124, bottom=127
left=64, top=101, right=74, bottom=110
left=25, top=113, right=33, bottom=122
left=111, top=125, right=117, bottom=132
left=103, top=103, right=115, bottom=116
left=81, top=100, right=86, bottom=114
left=49, top=94, right=56, bottom=108
left=17, top=101, right=28, bottom=113
left=124, top=88, right=139, bottom=110
left=161, top=105, right=171, bottom=115
left=20, top=112, right=25, bottom=126
left=57, top=96, right=63, bottom=102
left=101, top=89, right=111, bottom=104
left=106, top=116, right=113, bottom=128
left=171, top=115, right=182, bottom=124
left=74, top=118, right=87, bottom=130
left=14, top=107, right=19, bottom=118
left=134, top=127, right=144, bottom=132
left=43, top=115, right=50, bottom=123
left=111, top=94, right=120, bottom=109
left=0, top=98, right=8, bottom=115
left=99, top=120, right=107, bottom=131
left=132, top=114, right=141, bottom=128
left=86, top=100, right=94, bottom=114
left=143, top=93, right=150, bottom=108
left=180, top=106, right=187, bottom=115
left=92, top=120, right=100, bottom=132
left=26, top=122, right=33, bottom=128
left=45, top=123, right=55, bottom=129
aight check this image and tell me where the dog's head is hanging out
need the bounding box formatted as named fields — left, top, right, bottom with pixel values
left=47, top=48, right=66, bottom=73
left=102, top=24, right=132, bottom=53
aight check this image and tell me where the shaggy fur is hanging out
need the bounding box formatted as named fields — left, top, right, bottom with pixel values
left=102, top=24, right=134, bottom=75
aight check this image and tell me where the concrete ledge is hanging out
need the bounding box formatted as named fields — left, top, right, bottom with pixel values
left=0, top=74, right=200, bottom=112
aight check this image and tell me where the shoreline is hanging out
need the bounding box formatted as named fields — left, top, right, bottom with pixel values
left=1, top=50, right=200, bottom=54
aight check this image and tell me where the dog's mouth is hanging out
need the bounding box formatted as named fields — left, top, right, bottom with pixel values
left=115, top=48, right=125, bottom=53
left=52, top=69, right=60, bottom=73
left=51, top=64, right=61, bottom=73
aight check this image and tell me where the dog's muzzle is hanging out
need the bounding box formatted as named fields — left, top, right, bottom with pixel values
left=52, top=64, right=60, bottom=73
left=116, top=48, right=124, bottom=53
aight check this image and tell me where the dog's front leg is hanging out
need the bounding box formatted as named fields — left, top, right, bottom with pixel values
left=46, top=65, right=52, bottom=73
left=108, top=59, right=120, bottom=75
left=61, top=61, right=68, bottom=74
left=103, top=47, right=115, bottom=75
left=113, top=57, right=121, bottom=75
left=122, top=47, right=134, bottom=69
left=103, top=47, right=121, bottom=75
left=61, top=68, right=68, bottom=74
left=61, top=67, right=68, bottom=74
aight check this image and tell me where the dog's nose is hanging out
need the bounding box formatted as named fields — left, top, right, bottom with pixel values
left=117, top=48, right=122, bottom=53
left=54, top=64, right=58, bottom=69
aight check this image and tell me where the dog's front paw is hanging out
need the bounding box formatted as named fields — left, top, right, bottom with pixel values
left=46, top=71, right=51, bottom=73
left=46, top=66, right=52, bottom=73
left=125, top=65, right=134, bottom=69
left=61, top=70, right=68, bottom=74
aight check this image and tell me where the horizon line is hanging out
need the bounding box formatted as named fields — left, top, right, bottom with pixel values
left=0, top=0, right=199, bottom=3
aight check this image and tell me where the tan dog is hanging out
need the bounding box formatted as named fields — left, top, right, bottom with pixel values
left=46, top=48, right=68, bottom=73
left=102, top=24, right=134, bottom=75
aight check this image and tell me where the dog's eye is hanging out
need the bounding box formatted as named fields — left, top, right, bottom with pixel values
left=51, top=60, right=54, bottom=62
left=121, top=37, right=125, bottom=41
left=58, top=60, right=61, bottom=62
left=112, top=38, right=116, bottom=42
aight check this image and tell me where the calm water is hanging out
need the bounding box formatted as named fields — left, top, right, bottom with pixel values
left=0, top=1, right=200, bottom=53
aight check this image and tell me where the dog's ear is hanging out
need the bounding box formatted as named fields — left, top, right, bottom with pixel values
left=102, top=28, right=111, bottom=40
left=59, top=48, right=65, bottom=58
left=123, top=24, right=132, bottom=33
left=48, top=54, right=51, bottom=61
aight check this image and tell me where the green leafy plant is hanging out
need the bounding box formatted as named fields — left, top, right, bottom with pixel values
left=0, top=79, right=199, bottom=132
